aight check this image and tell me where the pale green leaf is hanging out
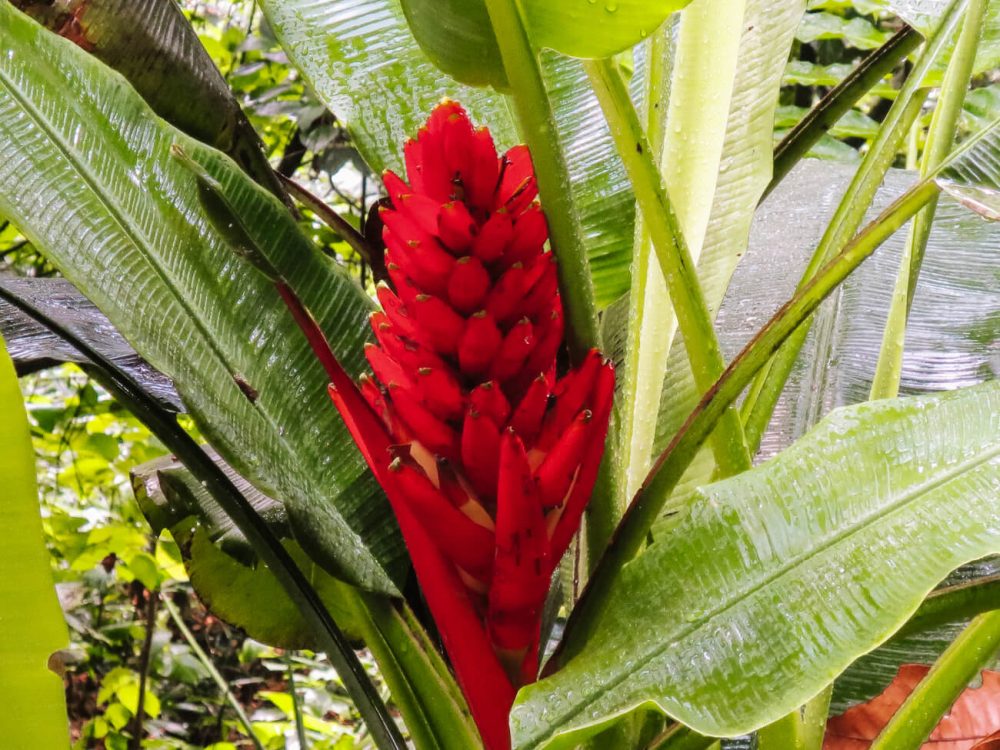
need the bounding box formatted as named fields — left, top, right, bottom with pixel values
left=513, top=382, right=1000, bottom=747
left=796, top=11, right=893, bottom=49
left=0, top=4, right=405, bottom=593
left=521, top=0, right=694, bottom=58
left=0, top=334, right=70, bottom=750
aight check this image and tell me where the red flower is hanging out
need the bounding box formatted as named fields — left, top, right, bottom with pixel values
left=326, top=101, right=614, bottom=750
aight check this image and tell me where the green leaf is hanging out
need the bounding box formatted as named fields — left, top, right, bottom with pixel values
left=513, top=382, right=1000, bottom=747
left=630, top=0, right=804, bottom=497
left=399, top=0, right=508, bottom=88
left=0, top=4, right=405, bottom=593
left=522, top=0, right=694, bottom=58
left=0, top=333, right=70, bottom=750
left=259, top=0, right=635, bottom=306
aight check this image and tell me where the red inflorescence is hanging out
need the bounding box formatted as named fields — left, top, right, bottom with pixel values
left=326, top=100, right=614, bottom=750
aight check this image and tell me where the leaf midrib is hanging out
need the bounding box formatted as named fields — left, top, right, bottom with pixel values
left=527, top=426, right=1000, bottom=747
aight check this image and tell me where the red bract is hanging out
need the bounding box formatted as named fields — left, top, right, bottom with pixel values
left=327, top=101, right=615, bottom=750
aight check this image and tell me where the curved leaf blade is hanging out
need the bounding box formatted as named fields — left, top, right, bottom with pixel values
left=523, top=0, right=694, bottom=58
left=0, top=333, right=71, bottom=750
left=513, top=382, right=1000, bottom=747
left=399, top=0, right=507, bottom=88
left=0, top=4, right=405, bottom=593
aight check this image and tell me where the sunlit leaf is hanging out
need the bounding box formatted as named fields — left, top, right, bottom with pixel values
left=0, top=333, right=70, bottom=749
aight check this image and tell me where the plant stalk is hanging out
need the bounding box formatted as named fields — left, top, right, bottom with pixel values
left=869, top=610, right=1000, bottom=750
left=162, top=596, right=265, bottom=750
left=483, top=0, right=600, bottom=360
left=551, top=178, right=940, bottom=666
left=767, top=25, right=921, bottom=199
left=129, top=586, right=159, bottom=750
left=287, top=658, right=309, bottom=750
left=484, top=0, right=624, bottom=567
left=870, top=0, right=988, bottom=400
left=584, top=57, right=751, bottom=478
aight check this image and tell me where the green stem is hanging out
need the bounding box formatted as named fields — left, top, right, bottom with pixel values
left=901, top=574, right=1000, bottom=639
left=162, top=596, right=265, bottom=750
left=0, top=287, right=408, bottom=750
left=645, top=724, right=717, bottom=750
left=484, top=0, right=621, bottom=566
left=348, top=594, right=481, bottom=750
left=802, top=686, right=832, bottom=750
left=288, top=658, right=309, bottom=750
left=869, top=610, right=1000, bottom=750
left=584, top=57, right=751, bottom=478
left=551, top=178, right=940, bottom=666
left=740, top=0, right=967, bottom=450
left=766, top=25, right=921, bottom=200
left=618, top=23, right=672, bottom=516
left=483, top=0, right=600, bottom=360
left=870, top=0, right=988, bottom=401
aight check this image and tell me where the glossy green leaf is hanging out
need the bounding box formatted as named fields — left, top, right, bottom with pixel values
left=399, top=0, right=507, bottom=88
left=521, top=0, right=694, bottom=58
left=0, top=4, right=406, bottom=594
left=259, top=0, right=634, bottom=306
left=513, top=382, right=1000, bottom=747
left=0, top=333, right=70, bottom=749
left=257, top=0, right=517, bottom=176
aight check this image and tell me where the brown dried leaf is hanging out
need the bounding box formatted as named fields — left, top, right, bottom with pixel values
left=824, top=665, right=1000, bottom=749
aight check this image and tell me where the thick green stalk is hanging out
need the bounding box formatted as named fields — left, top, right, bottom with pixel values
left=901, top=575, right=1000, bottom=638
left=585, top=57, right=751, bottom=478
left=870, top=0, right=988, bottom=400
left=484, top=0, right=622, bottom=566
left=551, top=178, right=941, bottom=665
left=757, top=710, right=805, bottom=750
left=482, top=0, right=599, bottom=359
left=740, top=0, right=967, bottom=449
left=349, top=594, right=482, bottom=750
left=869, top=610, right=1000, bottom=750
left=802, top=686, right=832, bottom=750
left=162, top=597, right=264, bottom=750
left=767, top=25, right=921, bottom=199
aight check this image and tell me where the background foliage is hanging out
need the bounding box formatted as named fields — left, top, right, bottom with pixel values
left=2, top=0, right=997, bottom=747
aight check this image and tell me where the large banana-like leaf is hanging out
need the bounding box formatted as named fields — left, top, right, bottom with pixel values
left=512, top=381, right=1000, bottom=748
left=257, top=0, right=634, bottom=306
left=0, top=4, right=406, bottom=593
left=0, top=333, right=71, bottom=749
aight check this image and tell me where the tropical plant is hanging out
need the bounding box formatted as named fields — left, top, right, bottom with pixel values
left=0, top=0, right=999, bottom=749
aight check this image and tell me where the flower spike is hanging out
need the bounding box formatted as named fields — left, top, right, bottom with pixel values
left=316, top=101, right=615, bottom=750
